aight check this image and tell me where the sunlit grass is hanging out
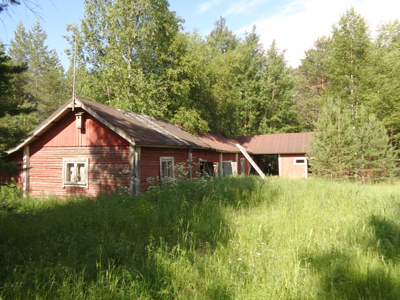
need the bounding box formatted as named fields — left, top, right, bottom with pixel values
left=1, top=176, right=400, bottom=299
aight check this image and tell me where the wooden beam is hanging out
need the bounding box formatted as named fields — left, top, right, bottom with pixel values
left=129, top=144, right=141, bottom=196
left=188, top=148, right=193, bottom=179
left=305, top=157, right=308, bottom=179
left=235, top=153, right=239, bottom=176
left=236, top=144, right=266, bottom=179
left=23, top=146, right=30, bottom=198
left=219, top=152, right=223, bottom=177
left=278, top=154, right=281, bottom=177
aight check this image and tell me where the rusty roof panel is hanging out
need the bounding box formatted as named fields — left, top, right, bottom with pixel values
left=197, top=133, right=242, bottom=153
left=234, top=132, right=312, bottom=154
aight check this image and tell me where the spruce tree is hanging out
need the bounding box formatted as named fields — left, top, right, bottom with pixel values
left=0, top=49, right=32, bottom=183
left=257, top=40, right=298, bottom=134
left=8, top=20, right=68, bottom=123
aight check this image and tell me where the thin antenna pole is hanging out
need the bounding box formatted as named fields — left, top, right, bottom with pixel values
left=72, top=32, right=77, bottom=111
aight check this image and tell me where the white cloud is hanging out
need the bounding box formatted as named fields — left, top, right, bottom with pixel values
left=198, top=0, right=222, bottom=14
left=235, top=0, right=400, bottom=67
left=224, top=0, right=266, bottom=16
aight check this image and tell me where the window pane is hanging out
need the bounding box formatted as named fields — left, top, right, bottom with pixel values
left=76, top=163, right=85, bottom=184
left=66, top=163, right=74, bottom=182
left=167, top=161, right=173, bottom=178
left=161, top=161, right=167, bottom=178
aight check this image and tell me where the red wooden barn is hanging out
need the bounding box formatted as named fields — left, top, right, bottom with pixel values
left=7, top=97, right=251, bottom=197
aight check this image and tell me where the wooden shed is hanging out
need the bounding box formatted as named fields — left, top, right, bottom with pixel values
left=7, top=97, right=251, bottom=197
left=235, top=133, right=312, bottom=179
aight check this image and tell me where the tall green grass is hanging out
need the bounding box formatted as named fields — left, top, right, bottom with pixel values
left=1, top=177, right=400, bottom=299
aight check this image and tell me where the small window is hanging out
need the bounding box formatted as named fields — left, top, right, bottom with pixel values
left=294, top=158, right=306, bottom=166
left=160, top=157, right=174, bottom=181
left=63, top=158, right=89, bottom=187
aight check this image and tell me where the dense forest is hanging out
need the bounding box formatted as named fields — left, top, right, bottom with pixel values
left=1, top=0, right=400, bottom=179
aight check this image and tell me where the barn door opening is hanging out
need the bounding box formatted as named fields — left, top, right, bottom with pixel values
left=251, top=155, right=279, bottom=176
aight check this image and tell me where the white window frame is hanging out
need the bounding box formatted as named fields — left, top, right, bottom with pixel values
left=62, top=158, right=89, bottom=188
left=294, top=157, right=307, bottom=166
left=159, top=157, right=174, bottom=181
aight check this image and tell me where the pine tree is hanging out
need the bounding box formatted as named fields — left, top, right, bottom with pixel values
left=309, top=101, right=397, bottom=182
left=308, top=100, right=356, bottom=179
left=296, top=36, right=331, bottom=130
left=354, top=107, right=397, bottom=183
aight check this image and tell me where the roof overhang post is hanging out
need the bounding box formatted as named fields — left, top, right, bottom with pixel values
left=305, top=156, right=308, bottom=179
left=188, top=148, right=193, bottom=180
left=129, top=144, right=141, bottom=196
left=278, top=154, right=281, bottom=177
left=219, top=152, right=223, bottom=177
left=234, top=153, right=239, bottom=176
left=23, top=146, right=30, bottom=198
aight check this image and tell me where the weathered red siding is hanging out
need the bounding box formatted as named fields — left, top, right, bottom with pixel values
left=222, top=153, right=236, bottom=161
left=140, top=147, right=190, bottom=191
left=33, top=108, right=128, bottom=148
left=192, top=149, right=220, bottom=177
left=26, top=109, right=130, bottom=197
left=12, top=107, right=254, bottom=197
left=279, top=154, right=307, bottom=179
left=29, top=146, right=129, bottom=197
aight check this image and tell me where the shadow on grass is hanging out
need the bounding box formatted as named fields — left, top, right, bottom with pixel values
left=368, top=214, right=400, bottom=262
left=303, top=249, right=400, bottom=299
left=0, top=176, right=277, bottom=299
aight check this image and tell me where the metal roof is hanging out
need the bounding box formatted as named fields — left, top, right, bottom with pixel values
left=78, top=98, right=212, bottom=148
left=8, top=97, right=214, bottom=153
left=234, top=132, right=312, bottom=154
left=197, top=133, right=243, bottom=153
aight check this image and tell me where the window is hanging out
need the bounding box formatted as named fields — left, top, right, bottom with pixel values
left=199, top=159, right=215, bottom=176
left=63, top=158, right=89, bottom=188
left=160, top=157, right=174, bottom=181
left=294, top=157, right=306, bottom=166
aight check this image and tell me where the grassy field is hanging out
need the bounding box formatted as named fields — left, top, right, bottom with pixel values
left=1, top=176, right=400, bottom=299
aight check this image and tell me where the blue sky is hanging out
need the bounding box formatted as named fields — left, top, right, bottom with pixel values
left=1, top=0, right=399, bottom=69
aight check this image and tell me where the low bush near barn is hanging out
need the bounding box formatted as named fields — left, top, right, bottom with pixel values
left=1, top=177, right=400, bottom=299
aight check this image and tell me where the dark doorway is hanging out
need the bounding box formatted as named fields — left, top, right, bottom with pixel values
left=200, top=161, right=215, bottom=176
left=251, top=154, right=279, bottom=176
